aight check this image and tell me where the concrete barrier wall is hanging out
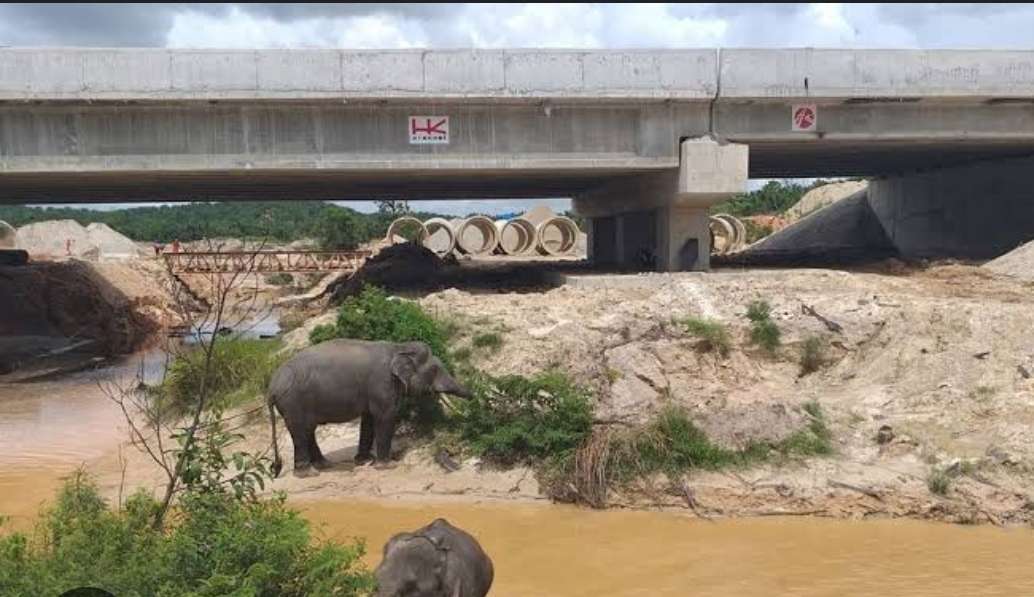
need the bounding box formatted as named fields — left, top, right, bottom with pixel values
left=868, top=156, right=1034, bottom=259
left=719, top=49, right=1034, bottom=100
left=0, top=49, right=717, bottom=100
left=6, top=48, right=1034, bottom=102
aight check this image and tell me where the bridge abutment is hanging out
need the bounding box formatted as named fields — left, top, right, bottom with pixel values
left=869, top=155, right=1034, bottom=260
left=575, top=137, right=748, bottom=271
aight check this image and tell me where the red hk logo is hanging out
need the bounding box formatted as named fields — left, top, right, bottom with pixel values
left=409, top=116, right=450, bottom=144
left=792, top=104, right=817, bottom=131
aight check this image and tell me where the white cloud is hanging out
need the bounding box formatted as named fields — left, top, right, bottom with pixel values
left=167, top=6, right=426, bottom=49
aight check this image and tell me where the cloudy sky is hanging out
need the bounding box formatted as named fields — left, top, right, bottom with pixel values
left=6, top=3, right=1029, bottom=214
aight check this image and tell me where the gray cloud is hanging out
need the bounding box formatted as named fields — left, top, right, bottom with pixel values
left=3, top=3, right=1034, bottom=50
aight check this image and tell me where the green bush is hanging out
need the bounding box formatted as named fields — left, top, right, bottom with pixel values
left=453, top=371, right=594, bottom=466
left=0, top=473, right=374, bottom=596
left=163, top=338, right=285, bottom=414
left=611, top=406, right=737, bottom=480
left=605, top=402, right=833, bottom=485
left=681, top=317, right=731, bottom=357
left=928, top=468, right=952, bottom=496
left=800, top=336, right=826, bottom=375
left=746, top=300, right=781, bottom=353
left=309, top=286, right=450, bottom=367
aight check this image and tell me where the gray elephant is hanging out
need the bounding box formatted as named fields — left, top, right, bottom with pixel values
left=376, top=518, right=494, bottom=597
left=267, top=339, right=471, bottom=476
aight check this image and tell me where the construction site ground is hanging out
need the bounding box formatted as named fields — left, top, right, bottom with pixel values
left=85, top=257, right=1034, bottom=526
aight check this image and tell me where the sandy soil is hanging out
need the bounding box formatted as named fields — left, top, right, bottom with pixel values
left=85, top=261, right=1034, bottom=526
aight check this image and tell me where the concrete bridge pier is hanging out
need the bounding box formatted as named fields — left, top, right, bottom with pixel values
left=574, top=137, right=748, bottom=271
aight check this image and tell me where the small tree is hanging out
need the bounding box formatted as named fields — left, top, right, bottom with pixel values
left=315, top=207, right=364, bottom=250
left=105, top=235, right=276, bottom=529
left=376, top=200, right=411, bottom=218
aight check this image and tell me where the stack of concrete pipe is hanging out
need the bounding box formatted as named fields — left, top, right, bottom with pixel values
left=386, top=206, right=581, bottom=258
left=709, top=213, right=748, bottom=255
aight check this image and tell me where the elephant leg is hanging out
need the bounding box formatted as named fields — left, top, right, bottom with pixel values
left=374, top=416, right=397, bottom=465
left=355, top=412, right=375, bottom=465
left=286, top=420, right=314, bottom=472
left=308, top=428, right=331, bottom=470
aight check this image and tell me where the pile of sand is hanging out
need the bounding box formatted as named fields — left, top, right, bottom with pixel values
left=983, top=239, right=1034, bottom=281
left=16, top=220, right=143, bottom=260
left=86, top=222, right=142, bottom=258
left=784, top=180, right=868, bottom=223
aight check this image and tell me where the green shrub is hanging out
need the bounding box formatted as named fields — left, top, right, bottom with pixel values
left=309, top=286, right=450, bottom=367
left=603, top=402, right=832, bottom=486
left=163, top=338, right=285, bottom=414
left=471, top=332, right=503, bottom=351
left=928, top=468, right=952, bottom=496
left=777, top=401, right=834, bottom=457
left=610, top=406, right=737, bottom=480
left=681, top=317, right=731, bottom=357
left=265, top=272, right=294, bottom=286
left=0, top=473, right=374, bottom=596
left=746, top=300, right=781, bottom=353
left=454, top=371, right=594, bottom=466
left=800, top=336, right=826, bottom=375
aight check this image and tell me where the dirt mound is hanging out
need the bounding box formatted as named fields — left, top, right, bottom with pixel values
left=784, top=181, right=868, bottom=223
left=86, top=222, right=144, bottom=258
left=0, top=258, right=183, bottom=374
left=16, top=219, right=143, bottom=260
left=328, top=242, right=447, bottom=303
left=17, top=220, right=95, bottom=259
left=983, top=240, right=1034, bottom=281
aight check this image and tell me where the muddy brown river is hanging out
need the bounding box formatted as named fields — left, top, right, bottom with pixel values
left=2, top=359, right=1034, bottom=595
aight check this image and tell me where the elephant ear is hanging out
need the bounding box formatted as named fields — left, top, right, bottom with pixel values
left=391, top=345, right=426, bottom=393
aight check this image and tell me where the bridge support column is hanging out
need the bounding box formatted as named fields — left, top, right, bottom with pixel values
left=575, top=137, right=748, bottom=271
left=868, top=155, right=1034, bottom=260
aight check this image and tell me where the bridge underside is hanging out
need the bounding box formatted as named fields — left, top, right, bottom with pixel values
left=5, top=140, right=1034, bottom=204
left=0, top=169, right=653, bottom=204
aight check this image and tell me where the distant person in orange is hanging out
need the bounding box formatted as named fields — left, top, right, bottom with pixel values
left=65, top=238, right=73, bottom=256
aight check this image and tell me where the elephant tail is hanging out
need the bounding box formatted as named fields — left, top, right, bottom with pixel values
left=268, top=398, right=282, bottom=478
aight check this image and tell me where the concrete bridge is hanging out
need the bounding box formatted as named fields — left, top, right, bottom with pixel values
left=2, top=48, right=1034, bottom=270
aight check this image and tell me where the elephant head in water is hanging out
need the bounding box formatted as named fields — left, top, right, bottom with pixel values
left=267, top=339, right=471, bottom=476
left=376, top=518, right=494, bottom=597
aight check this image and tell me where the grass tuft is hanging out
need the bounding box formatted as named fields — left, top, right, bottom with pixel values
left=681, top=317, right=731, bottom=357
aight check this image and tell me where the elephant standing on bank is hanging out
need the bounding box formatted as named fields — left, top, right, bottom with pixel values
left=376, top=518, right=494, bottom=597
left=267, top=339, right=471, bottom=476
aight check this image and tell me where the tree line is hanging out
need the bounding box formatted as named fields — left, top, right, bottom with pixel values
left=0, top=201, right=444, bottom=250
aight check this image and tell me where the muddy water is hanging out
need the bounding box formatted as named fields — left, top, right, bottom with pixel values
left=0, top=350, right=167, bottom=525
left=302, top=499, right=1034, bottom=596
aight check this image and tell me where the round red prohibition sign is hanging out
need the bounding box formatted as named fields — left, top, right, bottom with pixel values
left=794, top=105, right=816, bottom=130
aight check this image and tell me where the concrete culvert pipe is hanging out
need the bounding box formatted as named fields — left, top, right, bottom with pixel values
left=454, top=216, right=499, bottom=255
left=536, top=216, right=579, bottom=256
left=714, top=213, right=747, bottom=253
left=422, top=218, right=457, bottom=257
left=498, top=218, right=538, bottom=255
left=385, top=216, right=428, bottom=245
left=709, top=216, right=736, bottom=255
